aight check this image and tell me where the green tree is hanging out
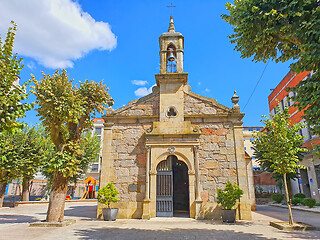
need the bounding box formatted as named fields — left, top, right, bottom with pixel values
left=41, top=132, right=101, bottom=196
left=31, top=69, right=113, bottom=222
left=0, top=21, right=32, bottom=207
left=252, top=106, right=307, bottom=225
left=0, top=125, right=53, bottom=206
left=222, top=0, right=320, bottom=147
left=70, top=132, right=101, bottom=183
left=17, top=125, right=53, bottom=201
left=0, top=130, right=21, bottom=207
left=0, top=21, right=32, bottom=132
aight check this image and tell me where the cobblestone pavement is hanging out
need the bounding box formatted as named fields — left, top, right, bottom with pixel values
left=1, top=202, right=320, bottom=240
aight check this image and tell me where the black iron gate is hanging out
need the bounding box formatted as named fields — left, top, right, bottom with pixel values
left=156, top=157, right=173, bottom=217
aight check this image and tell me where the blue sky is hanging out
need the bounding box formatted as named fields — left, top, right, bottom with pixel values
left=0, top=0, right=292, bottom=127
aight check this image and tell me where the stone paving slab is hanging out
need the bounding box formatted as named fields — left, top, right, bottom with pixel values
left=1, top=202, right=320, bottom=240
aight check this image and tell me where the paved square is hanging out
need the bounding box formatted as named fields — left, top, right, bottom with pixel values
left=1, top=202, right=320, bottom=240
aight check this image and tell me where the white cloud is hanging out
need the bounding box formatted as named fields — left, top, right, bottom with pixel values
left=205, top=88, right=211, bottom=92
left=198, top=82, right=201, bottom=86
left=132, top=80, right=148, bottom=86
left=0, top=0, right=117, bottom=68
left=134, top=84, right=156, bottom=97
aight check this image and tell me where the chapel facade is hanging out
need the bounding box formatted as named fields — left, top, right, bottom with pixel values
left=98, top=17, right=253, bottom=220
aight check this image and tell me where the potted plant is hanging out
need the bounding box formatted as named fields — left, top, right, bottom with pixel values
left=217, top=181, right=243, bottom=223
left=97, top=183, right=119, bottom=221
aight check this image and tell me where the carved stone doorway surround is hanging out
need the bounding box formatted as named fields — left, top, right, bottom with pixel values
left=142, top=144, right=202, bottom=219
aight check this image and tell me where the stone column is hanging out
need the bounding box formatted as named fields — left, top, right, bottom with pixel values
left=142, top=146, right=151, bottom=219
left=97, top=122, right=114, bottom=219
left=193, top=146, right=203, bottom=219
left=149, top=169, right=157, bottom=218
left=233, top=124, right=252, bottom=220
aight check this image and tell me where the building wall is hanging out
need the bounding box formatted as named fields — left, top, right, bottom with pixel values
left=98, top=92, right=253, bottom=220
left=243, top=127, right=262, bottom=168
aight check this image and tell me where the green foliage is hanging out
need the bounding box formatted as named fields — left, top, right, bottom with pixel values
left=216, top=181, right=243, bottom=210
left=97, top=183, right=119, bottom=208
left=222, top=0, right=320, bottom=149
left=294, top=193, right=306, bottom=199
left=70, top=132, right=101, bottom=182
left=0, top=125, right=53, bottom=184
left=291, top=197, right=303, bottom=206
left=0, top=21, right=33, bottom=132
left=0, top=130, right=21, bottom=183
left=271, top=193, right=284, bottom=204
left=315, top=202, right=320, bottom=207
left=252, top=106, right=307, bottom=176
left=31, top=69, right=113, bottom=178
left=302, top=198, right=316, bottom=208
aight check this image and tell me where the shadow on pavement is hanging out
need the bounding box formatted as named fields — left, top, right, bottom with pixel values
left=0, top=214, right=38, bottom=224
left=202, top=219, right=253, bottom=226
left=284, top=231, right=320, bottom=240
left=74, top=228, right=276, bottom=240
left=64, top=205, right=97, bottom=220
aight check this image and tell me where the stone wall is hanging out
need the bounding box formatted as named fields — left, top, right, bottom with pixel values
left=184, top=94, right=231, bottom=115
left=184, top=94, right=217, bottom=115
left=111, top=123, right=150, bottom=205
left=196, top=122, right=239, bottom=219
left=114, top=94, right=159, bottom=117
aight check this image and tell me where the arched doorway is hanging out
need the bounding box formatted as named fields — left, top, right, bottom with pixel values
left=156, top=155, right=189, bottom=217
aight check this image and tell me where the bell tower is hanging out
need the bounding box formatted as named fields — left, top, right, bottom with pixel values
left=159, top=16, right=184, bottom=74
left=155, top=17, right=189, bottom=125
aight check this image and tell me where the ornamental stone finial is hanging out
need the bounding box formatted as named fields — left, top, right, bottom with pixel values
left=231, top=91, right=240, bottom=113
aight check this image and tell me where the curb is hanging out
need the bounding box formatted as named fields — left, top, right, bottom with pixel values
left=15, top=199, right=97, bottom=205
left=270, top=204, right=320, bottom=214
left=29, top=219, right=76, bottom=227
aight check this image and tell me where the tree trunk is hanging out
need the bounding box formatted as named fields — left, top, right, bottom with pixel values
left=46, top=172, right=68, bottom=222
left=283, top=173, right=294, bottom=225
left=0, top=183, right=7, bottom=208
left=22, top=178, right=30, bottom=202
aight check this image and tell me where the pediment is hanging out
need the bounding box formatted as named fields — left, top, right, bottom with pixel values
left=105, top=92, right=160, bottom=117
left=184, top=92, right=232, bottom=115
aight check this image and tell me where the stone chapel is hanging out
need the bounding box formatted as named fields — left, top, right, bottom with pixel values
left=98, top=17, right=254, bottom=220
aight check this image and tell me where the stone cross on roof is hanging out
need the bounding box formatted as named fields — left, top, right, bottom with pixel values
left=167, top=1, right=176, bottom=17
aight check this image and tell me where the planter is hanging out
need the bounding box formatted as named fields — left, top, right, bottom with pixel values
left=221, top=209, right=236, bottom=223
left=102, top=208, right=119, bottom=221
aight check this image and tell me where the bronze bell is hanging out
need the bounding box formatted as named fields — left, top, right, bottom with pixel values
left=167, top=52, right=176, bottom=62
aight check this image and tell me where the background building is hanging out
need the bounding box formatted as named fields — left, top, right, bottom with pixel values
left=268, top=71, right=320, bottom=201
left=86, top=118, right=105, bottom=181
left=243, top=126, right=262, bottom=169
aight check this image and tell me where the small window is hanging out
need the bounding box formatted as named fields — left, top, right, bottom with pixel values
left=249, top=138, right=254, bottom=142
left=248, top=128, right=253, bottom=131
left=280, top=99, right=285, bottom=111
left=167, top=107, right=177, bottom=117
left=244, top=147, right=246, bottom=150
left=299, top=129, right=303, bottom=136
left=91, top=164, right=99, bottom=172
left=255, top=128, right=260, bottom=131
left=95, top=127, right=102, bottom=135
